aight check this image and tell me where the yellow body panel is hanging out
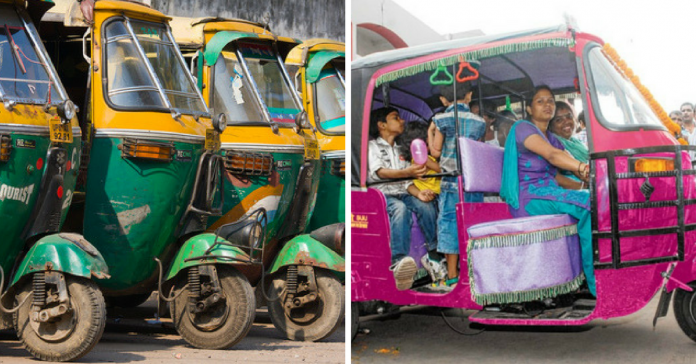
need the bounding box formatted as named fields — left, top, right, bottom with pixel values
left=219, top=125, right=304, bottom=146
left=92, top=2, right=210, bottom=137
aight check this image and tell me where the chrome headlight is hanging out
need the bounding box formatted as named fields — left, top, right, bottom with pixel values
left=213, top=113, right=228, bottom=133
left=58, top=100, right=76, bottom=124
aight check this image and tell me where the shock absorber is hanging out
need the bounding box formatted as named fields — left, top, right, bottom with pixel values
left=32, top=272, right=46, bottom=308
left=284, top=265, right=298, bottom=309
left=188, top=266, right=200, bottom=312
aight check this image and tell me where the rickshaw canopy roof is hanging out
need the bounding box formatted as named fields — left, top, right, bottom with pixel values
left=286, top=38, right=344, bottom=65
left=95, top=0, right=170, bottom=22
left=306, top=51, right=344, bottom=83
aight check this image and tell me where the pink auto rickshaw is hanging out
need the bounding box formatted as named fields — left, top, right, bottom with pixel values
left=351, top=23, right=696, bottom=340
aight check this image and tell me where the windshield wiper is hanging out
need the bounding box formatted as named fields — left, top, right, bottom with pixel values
left=4, top=25, right=26, bottom=74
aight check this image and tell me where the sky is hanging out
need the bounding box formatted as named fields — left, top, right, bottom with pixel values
left=393, top=0, right=693, bottom=113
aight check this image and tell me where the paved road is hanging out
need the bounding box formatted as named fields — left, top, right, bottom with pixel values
left=352, top=296, right=696, bottom=363
left=0, top=298, right=345, bottom=363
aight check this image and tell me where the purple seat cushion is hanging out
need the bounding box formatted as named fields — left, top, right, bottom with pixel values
left=459, top=137, right=503, bottom=193
left=467, top=214, right=583, bottom=305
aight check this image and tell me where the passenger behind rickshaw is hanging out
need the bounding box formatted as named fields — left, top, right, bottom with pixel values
left=367, top=107, right=438, bottom=290
left=500, top=85, right=595, bottom=296
left=551, top=101, right=589, bottom=163
left=430, top=82, right=486, bottom=288
left=484, top=108, right=518, bottom=147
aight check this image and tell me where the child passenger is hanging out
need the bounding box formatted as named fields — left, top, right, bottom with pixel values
left=398, top=121, right=446, bottom=281
left=430, top=81, right=486, bottom=289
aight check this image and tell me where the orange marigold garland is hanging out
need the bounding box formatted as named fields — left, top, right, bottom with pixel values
left=603, top=44, right=687, bottom=145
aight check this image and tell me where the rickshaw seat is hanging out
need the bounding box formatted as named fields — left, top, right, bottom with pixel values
left=458, top=137, right=504, bottom=193
left=458, top=137, right=582, bottom=305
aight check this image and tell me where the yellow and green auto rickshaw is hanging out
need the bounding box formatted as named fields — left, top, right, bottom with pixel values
left=40, top=0, right=259, bottom=350
left=0, top=0, right=109, bottom=361
left=285, top=38, right=345, bottom=232
left=172, top=17, right=345, bottom=342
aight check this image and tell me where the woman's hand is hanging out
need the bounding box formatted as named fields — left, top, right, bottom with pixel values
left=573, top=162, right=590, bottom=183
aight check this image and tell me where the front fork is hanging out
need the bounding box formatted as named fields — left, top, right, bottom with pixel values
left=283, top=265, right=318, bottom=311
left=0, top=268, right=71, bottom=322
left=30, top=271, right=71, bottom=323
left=187, top=265, right=226, bottom=314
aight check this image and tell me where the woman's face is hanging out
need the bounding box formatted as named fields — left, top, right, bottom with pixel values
left=550, top=107, right=576, bottom=139
left=526, top=89, right=555, bottom=123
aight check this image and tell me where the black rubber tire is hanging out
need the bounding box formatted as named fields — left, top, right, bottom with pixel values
left=673, top=283, right=696, bottom=342
left=13, top=275, right=106, bottom=362
left=267, top=268, right=344, bottom=341
left=106, top=292, right=152, bottom=308
left=351, top=302, right=359, bottom=341
left=170, top=265, right=255, bottom=349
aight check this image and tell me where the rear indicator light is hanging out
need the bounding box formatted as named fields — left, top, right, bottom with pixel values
left=0, top=135, right=10, bottom=162
left=121, top=139, right=175, bottom=162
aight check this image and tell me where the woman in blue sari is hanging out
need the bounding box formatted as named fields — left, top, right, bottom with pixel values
left=500, top=86, right=595, bottom=296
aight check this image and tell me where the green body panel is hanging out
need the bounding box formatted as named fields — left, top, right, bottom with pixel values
left=307, top=157, right=345, bottom=231
left=207, top=151, right=306, bottom=249
left=10, top=234, right=109, bottom=286
left=81, top=137, right=201, bottom=292
left=204, top=31, right=259, bottom=66
left=165, top=233, right=249, bottom=281
left=0, top=132, right=82, bottom=274
left=306, top=51, right=345, bottom=84
left=268, top=234, right=345, bottom=276
left=0, top=133, right=49, bottom=273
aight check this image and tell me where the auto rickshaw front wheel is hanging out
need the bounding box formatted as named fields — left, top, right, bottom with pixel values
left=267, top=268, right=344, bottom=341
left=170, top=265, right=255, bottom=349
left=673, top=282, right=696, bottom=341
left=13, top=275, right=106, bottom=362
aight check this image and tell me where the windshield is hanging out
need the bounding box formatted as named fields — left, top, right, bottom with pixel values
left=314, top=68, right=345, bottom=134
left=104, top=18, right=207, bottom=114
left=0, top=5, right=63, bottom=104
left=588, top=47, right=664, bottom=129
left=238, top=42, right=300, bottom=124
left=212, top=52, right=264, bottom=124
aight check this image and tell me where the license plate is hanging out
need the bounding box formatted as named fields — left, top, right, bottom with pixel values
left=304, top=137, right=320, bottom=160
left=49, top=117, right=73, bottom=143
left=205, top=129, right=220, bottom=151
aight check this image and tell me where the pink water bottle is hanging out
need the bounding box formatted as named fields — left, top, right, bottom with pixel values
left=410, top=138, right=428, bottom=165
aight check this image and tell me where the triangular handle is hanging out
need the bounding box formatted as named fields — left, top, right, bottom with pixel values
left=430, top=63, right=453, bottom=85
left=456, top=61, right=479, bottom=83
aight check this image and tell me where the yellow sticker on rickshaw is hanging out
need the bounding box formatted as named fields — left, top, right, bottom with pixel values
left=49, top=117, right=72, bottom=143
left=205, top=129, right=220, bottom=151
left=304, top=138, right=320, bottom=160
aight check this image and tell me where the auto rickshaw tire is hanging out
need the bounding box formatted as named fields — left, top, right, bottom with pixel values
left=267, top=268, right=344, bottom=342
left=13, top=275, right=106, bottom=362
left=351, top=302, right=359, bottom=341
left=106, top=292, right=152, bottom=308
left=673, top=283, right=696, bottom=342
left=170, top=265, right=255, bottom=349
